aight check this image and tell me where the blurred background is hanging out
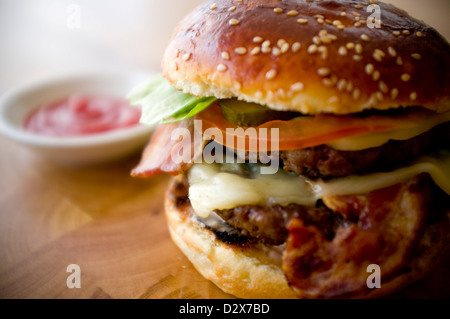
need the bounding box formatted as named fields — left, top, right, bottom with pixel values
left=0, top=0, right=449, bottom=95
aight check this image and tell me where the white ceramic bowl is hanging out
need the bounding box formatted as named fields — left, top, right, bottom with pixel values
left=0, top=69, right=155, bottom=166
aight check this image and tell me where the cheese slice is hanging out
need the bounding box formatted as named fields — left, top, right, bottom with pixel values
left=327, top=111, right=450, bottom=151
left=187, top=152, right=450, bottom=218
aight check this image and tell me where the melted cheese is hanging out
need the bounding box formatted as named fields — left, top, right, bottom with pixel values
left=187, top=152, right=450, bottom=218
left=327, top=112, right=450, bottom=151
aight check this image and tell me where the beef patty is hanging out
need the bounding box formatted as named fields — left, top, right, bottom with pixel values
left=280, top=122, right=449, bottom=179
left=215, top=174, right=449, bottom=246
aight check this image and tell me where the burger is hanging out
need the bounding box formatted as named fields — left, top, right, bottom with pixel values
left=128, top=0, right=450, bottom=299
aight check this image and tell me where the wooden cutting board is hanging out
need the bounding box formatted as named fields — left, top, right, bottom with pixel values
left=0, top=135, right=448, bottom=299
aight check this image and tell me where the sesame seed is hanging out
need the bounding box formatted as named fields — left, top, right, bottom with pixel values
left=410, top=92, right=417, bottom=101
left=217, top=64, right=227, bottom=72
left=328, top=34, right=337, bottom=41
left=338, top=46, right=348, bottom=56
left=340, top=12, right=347, bottom=17
left=354, top=4, right=362, bottom=9
left=229, top=19, right=240, bottom=26
left=272, top=47, right=281, bottom=56
left=281, top=43, right=290, bottom=53
left=313, top=36, right=322, bottom=45
left=354, top=21, right=362, bottom=27
left=318, top=46, right=328, bottom=59
left=333, top=20, right=342, bottom=26
left=373, top=49, right=385, bottom=62
left=372, top=70, right=380, bottom=81
left=351, top=11, right=361, bottom=17
left=346, top=81, right=354, bottom=92
left=182, top=52, right=191, bottom=61
left=365, top=63, right=374, bottom=75
left=393, top=31, right=401, bottom=37
left=316, top=18, right=325, bottom=24
left=401, top=74, right=411, bottom=82
left=376, top=92, right=384, bottom=101
left=355, top=44, right=363, bottom=54
left=411, top=53, right=422, bottom=60
left=317, top=67, right=331, bottom=77
left=307, top=44, right=318, bottom=54
left=322, top=78, right=334, bottom=87
left=266, top=69, right=277, bottom=80
left=290, top=82, right=304, bottom=92
left=361, top=34, right=371, bottom=42
left=222, top=51, right=230, bottom=60
left=315, top=14, right=325, bottom=19
left=253, top=36, right=263, bottom=43
left=277, top=39, right=286, bottom=48
left=416, top=31, right=423, bottom=37
left=235, top=47, right=247, bottom=55
left=292, top=42, right=301, bottom=52
left=353, top=54, right=363, bottom=61
left=261, top=46, right=271, bottom=53
left=391, top=88, right=399, bottom=99
left=297, top=18, right=309, bottom=24
left=273, top=7, right=283, bottom=13
left=328, top=96, right=339, bottom=104
left=402, top=30, right=411, bottom=35
left=346, top=42, right=355, bottom=50
left=388, top=47, right=397, bottom=57
left=287, top=10, right=299, bottom=16
left=379, top=81, right=388, bottom=93
left=251, top=47, right=261, bottom=55
left=228, top=6, right=236, bottom=12
left=210, top=3, right=217, bottom=10
left=353, top=88, right=361, bottom=100
left=396, top=56, right=403, bottom=66
left=262, top=40, right=271, bottom=48
left=337, top=79, right=347, bottom=91
left=337, top=25, right=345, bottom=30
left=330, top=75, right=338, bottom=85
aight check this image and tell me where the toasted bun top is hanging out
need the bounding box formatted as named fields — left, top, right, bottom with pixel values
left=162, top=0, right=450, bottom=114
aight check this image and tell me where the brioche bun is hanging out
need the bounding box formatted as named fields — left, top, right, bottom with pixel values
left=162, top=0, right=450, bottom=115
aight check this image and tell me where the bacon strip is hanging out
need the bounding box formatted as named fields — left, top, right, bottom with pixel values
left=282, top=176, right=430, bottom=299
left=131, top=119, right=202, bottom=177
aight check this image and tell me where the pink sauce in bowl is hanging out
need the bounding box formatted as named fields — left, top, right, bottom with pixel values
left=24, top=94, right=141, bottom=137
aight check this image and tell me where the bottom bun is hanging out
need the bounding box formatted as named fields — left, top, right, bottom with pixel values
left=165, top=177, right=449, bottom=299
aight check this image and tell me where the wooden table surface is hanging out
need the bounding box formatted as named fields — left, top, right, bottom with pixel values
left=0, top=133, right=448, bottom=299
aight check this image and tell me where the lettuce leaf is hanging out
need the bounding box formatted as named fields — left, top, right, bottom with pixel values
left=127, top=73, right=217, bottom=125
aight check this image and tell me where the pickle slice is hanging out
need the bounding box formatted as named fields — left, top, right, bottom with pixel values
left=219, top=99, right=297, bottom=127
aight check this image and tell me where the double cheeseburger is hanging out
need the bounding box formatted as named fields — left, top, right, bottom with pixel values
left=129, top=0, right=450, bottom=299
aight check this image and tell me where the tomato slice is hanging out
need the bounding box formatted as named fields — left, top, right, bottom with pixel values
left=195, top=103, right=438, bottom=152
